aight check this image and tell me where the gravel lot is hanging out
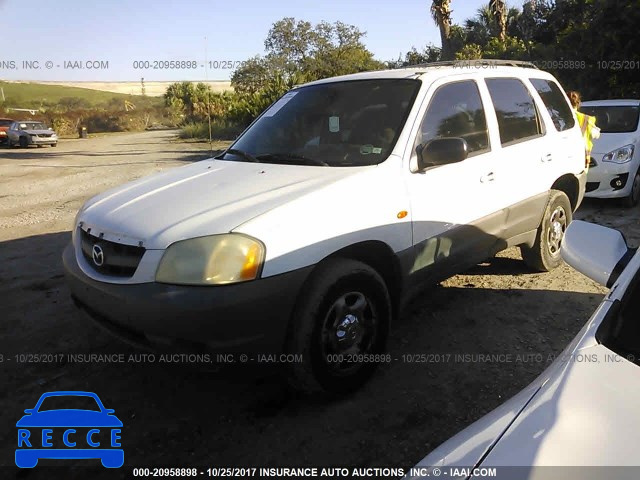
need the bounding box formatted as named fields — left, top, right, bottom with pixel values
left=1, top=130, right=639, bottom=476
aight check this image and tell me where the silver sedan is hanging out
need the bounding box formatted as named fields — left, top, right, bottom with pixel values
left=7, top=121, right=58, bottom=147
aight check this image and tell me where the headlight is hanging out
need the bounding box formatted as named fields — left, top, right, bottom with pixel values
left=602, top=144, right=635, bottom=164
left=156, top=234, right=265, bottom=285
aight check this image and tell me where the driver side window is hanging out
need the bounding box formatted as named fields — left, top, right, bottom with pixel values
left=416, top=80, right=490, bottom=157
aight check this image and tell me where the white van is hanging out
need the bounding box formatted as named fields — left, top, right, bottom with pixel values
left=580, top=99, right=640, bottom=207
left=64, top=61, right=586, bottom=393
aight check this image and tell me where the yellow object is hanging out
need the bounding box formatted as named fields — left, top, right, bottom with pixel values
left=240, top=243, right=263, bottom=280
left=575, top=109, right=597, bottom=169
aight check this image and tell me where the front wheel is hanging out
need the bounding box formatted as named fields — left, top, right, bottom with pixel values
left=622, top=170, right=640, bottom=208
left=521, top=190, right=572, bottom=272
left=285, top=258, right=391, bottom=394
left=19, top=136, right=28, bottom=148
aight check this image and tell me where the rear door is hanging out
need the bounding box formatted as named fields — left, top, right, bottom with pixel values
left=484, top=77, right=552, bottom=240
left=529, top=77, right=584, bottom=181
left=404, top=77, right=504, bottom=283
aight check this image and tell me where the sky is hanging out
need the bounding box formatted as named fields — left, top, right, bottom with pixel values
left=0, top=0, right=511, bottom=82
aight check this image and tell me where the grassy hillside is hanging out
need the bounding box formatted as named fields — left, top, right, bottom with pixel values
left=0, top=81, right=163, bottom=109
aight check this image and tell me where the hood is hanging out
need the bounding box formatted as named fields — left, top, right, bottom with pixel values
left=591, top=132, right=638, bottom=155
left=481, top=343, right=640, bottom=466
left=79, top=159, right=360, bottom=249
left=16, top=410, right=123, bottom=427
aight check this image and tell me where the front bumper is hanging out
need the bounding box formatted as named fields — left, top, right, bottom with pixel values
left=30, top=136, right=57, bottom=145
left=63, top=243, right=312, bottom=354
left=585, top=158, right=637, bottom=198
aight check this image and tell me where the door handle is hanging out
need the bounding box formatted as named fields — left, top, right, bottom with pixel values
left=480, top=172, right=495, bottom=183
left=541, top=153, right=553, bottom=162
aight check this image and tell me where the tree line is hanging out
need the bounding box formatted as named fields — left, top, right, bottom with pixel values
left=167, top=0, right=640, bottom=140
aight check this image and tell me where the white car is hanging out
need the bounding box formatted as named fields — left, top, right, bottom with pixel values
left=64, top=61, right=586, bottom=393
left=407, top=220, right=639, bottom=478
left=580, top=99, right=640, bottom=207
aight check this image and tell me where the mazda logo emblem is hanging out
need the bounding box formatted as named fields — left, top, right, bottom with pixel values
left=92, top=244, right=105, bottom=267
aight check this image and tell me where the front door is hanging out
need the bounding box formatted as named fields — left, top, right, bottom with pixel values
left=404, top=78, right=504, bottom=284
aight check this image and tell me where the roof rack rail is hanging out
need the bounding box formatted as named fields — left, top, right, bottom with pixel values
left=403, top=59, right=539, bottom=70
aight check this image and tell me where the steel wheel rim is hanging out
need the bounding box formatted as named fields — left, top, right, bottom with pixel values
left=547, top=205, right=567, bottom=256
left=320, top=290, right=377, bottom=376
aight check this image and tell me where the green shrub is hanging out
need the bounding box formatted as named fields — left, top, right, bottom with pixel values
left=180, top=122, right=210, bottom=139
left=180, top=119, right=244, bottom=141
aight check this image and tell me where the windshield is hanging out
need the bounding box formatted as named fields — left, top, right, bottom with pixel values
left=579, top=105, right=640, bottom=133
left=21, top=122, right=47, bottom=130
left=225, top=79, right=420, bottom=167
left=38, top=395, right=102, bottom=412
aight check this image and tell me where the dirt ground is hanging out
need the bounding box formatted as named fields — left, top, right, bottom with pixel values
left=1, top=131, right=639, bottom=477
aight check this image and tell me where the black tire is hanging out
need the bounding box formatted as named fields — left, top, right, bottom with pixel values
left=622, top=170, right=640, bottom=208
left=285, top=258, right=391, bottom=395
left=521, top=190, right=572, bottom=272
left=51, top=142, right=58, bottom=147
left=19, top=136, right=28, bottom=148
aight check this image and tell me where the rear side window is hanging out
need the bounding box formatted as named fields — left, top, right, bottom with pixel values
left=529, top=78, right=575, bottom=131
left=417, top=80, right=490, bottom=156
left=486, top=78, right=544, bottom=146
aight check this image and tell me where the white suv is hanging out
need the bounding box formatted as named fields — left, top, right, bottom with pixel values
left=64, top=61, right=586, bottom=393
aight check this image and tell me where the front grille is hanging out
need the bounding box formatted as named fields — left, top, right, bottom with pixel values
left=585, top=182, right=600, bottom=193
left=80, top=229, right=145, bottom=277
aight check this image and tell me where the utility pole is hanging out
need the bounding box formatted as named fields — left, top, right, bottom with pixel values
left=204, top=37, right=213, bottom=155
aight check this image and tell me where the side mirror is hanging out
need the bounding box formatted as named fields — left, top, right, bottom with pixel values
left=105, top=409, right=115, bottom=414
left=416, top=137, right=468, bottom=172
left=561, top=221, right=633, bottom=287
left=24, top=409, right=34, bottom=414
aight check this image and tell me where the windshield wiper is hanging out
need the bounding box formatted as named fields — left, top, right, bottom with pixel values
left=255, top=153, right=329, bottom=167
left=217, top=148, right=260, bottom=163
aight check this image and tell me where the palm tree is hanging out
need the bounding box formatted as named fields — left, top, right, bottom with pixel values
left=489, top=0, right=507, bottom=42
left=465, top=4, right=521, bottom=46
left=430, top=0, right=453, bottom=60
left=464, top=4, right=496, bottom=46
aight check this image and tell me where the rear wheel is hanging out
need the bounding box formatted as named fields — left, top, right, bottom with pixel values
left=622, top=170, right=640, bottom=208
left=19, top=136, right=28, bottom=148
left=521, top=190, right=572, bottom=272
left=285, top=258, right=391, bottom=394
